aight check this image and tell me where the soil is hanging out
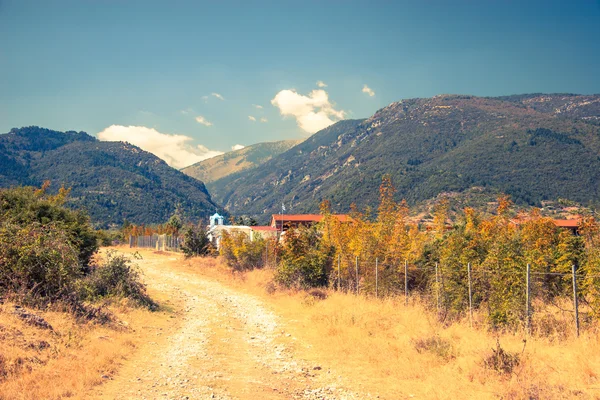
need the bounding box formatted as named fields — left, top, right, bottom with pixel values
left=93, top=250, right=371, bottom=400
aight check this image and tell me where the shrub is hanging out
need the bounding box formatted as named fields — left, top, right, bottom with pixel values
left=483, top=339, right=521, bottom=375
left=413, top=335, right=456, bottom=361
left=275, top=226, right=333, bottom=289
left=181, top=225, right=213, bottom=258
left=0, top=185, right=98, bottom=271
left=220, top=231, right=267, bottom=271
left=0, top=221, right=81, bottom=303
left=78, top=251, right=156, bottom=309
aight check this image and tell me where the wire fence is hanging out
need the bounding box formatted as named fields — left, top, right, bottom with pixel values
left=332, top=255, right=594, bottom=336
left=129, top=235, right=182, bottom=252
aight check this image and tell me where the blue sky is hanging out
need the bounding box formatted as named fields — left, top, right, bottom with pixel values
left=1, top=0, right=599, bottom=167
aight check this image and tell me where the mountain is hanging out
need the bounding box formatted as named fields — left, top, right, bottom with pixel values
left=208, top=94, right=600, bottom=220
left=0, top=126, right=222, bottom=227
left=181, top=139, right=300, bottom=183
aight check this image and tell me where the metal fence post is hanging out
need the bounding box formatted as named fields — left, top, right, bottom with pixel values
left=337, top=254, right=341, bottom=291
left=375, top=258, right=379, bottom=299
left=435, top=262, right=440, bottom=315
left=404, top=259, right=408, bottom=306
left=526, top=263, right=531, bottom=335
left=468, top=262, right=473, bottom=328
left=572, top=264, right=580, bottom=337
left=355, top=256, right=359, bottom=295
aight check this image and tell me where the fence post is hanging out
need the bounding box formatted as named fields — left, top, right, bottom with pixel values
left=572, top=264, right=580, bottom=337
left=435, top=262, right=440, bottom=316
left=526, top=263, right=531, bottom=335
left=337, top=254, right=341, bottom=291
left=467, top=262, right=473, bottom=328
left=355, top=256, right=359, bottom=295
left=404, top=259, right=408, bottom=306
left=375, top=258, right=378, bottom=299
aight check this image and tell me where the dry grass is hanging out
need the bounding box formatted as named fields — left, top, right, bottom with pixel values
left=0, top=298, right=169, bottom=400
left=184, top=255, right=600, bottom=400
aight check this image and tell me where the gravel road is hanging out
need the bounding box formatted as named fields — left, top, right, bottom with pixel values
left=94, top=251, right=370, bottom=400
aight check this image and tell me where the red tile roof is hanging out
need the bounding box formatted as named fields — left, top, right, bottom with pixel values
left=553, top=219, right=580, bottom=228
left=271, top=214, right=352, bottom=223
left=251, top=226, right=277, bottom=231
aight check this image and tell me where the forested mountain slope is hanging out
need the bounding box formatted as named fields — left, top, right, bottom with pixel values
left=209, top=94, right=600, bottom=219
left=0, top=127, right=221, bottom=227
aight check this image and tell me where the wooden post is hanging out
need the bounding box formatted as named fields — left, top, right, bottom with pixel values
left=337, top=254, right=341, bottom=291
left=467, top=262, right=473, bottom=328
left=572, top=264, right=580, bottom=337
left=129, top=235, right=133, bottom=248
left=435, top=262, right=440, bottom=315
left=375, top=258, right=379, bottom=299
left=355, top=256, right=359, bottom=295
left=404, top=259, right=408, bottom=306
left=526, top=263, right=531, bottom=335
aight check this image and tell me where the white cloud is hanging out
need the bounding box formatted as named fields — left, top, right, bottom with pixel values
left=211, top=92, right=225, bottom=101
left=248, top=115, right=257, bottom=122
left=201, top=95, right=209, bottom=103
left=231, top=144, right=245, bottom=151
left=260, top=117, right=268, bottom=123
left=316, top=80, right=327, bottom=88
left=362, top=84, right=375, bottom=97
left=97, top=125, right=223, bottom=169
left=195, top=115, right=213, bottom=126
left=253, top=104, right=263, bottom=109
left=271, top=89, right=345, bottom=133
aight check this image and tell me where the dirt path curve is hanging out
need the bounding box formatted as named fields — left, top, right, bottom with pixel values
left=94, top=251, right=368, bottom=400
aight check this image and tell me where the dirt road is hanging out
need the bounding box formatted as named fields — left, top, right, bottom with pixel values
left=94, top=250, right=369, bottom=400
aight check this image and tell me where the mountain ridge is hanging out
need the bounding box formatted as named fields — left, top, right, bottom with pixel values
left=207, top=93, right=600, bottom=221
left=181, top=139, right=300, bottom=184
left=0, top=126, right=222, bottom=227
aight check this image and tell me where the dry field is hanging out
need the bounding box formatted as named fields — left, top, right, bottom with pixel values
left=2, top=248, right=600, bottom=399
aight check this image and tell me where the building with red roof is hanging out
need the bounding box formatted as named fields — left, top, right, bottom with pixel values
left=270, top=214, right=352, bottom=231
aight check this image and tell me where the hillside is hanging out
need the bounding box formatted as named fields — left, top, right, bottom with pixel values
left=181, top=139, right=300, bottom=183
left=209, top=94, right=600, bottom=220
left=0, top=126, right=222, bottom=227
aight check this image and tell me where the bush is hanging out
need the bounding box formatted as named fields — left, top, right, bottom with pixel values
left=181, top=225, right=213, bottom=258
left=483, top=339, right=521, bottom=375
left=275, top=226, right=333, bottom=289
left=96, top=229, right=123, bottom=246
left=0, top=221, right=81, bottom=303
left=413, top=335, right=456, bottom=361
left=78, top=251, right=156, bottom=309
left=220, top=231, right=267, bottom=271
left=0, top=185, right=98, bottom=271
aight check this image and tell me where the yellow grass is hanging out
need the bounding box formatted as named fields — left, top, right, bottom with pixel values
left=0, top=298, right=170, bottom=400
left=185, top=256, right=600, bottom=399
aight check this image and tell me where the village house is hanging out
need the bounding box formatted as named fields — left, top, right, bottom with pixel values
left=207, top=213, right=277, bottom=249
left=270, top=213, right=353, bottom=232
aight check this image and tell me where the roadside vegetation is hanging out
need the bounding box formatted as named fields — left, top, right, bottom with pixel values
left=0, top=183, right=156, bottom=398
left=218, top=175, right=600, bottom=335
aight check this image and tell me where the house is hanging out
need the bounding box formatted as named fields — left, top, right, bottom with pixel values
left=270, top=214, right=353, bottom=232
left=553, top=219, right=580, bottom=234
left=207, top=213, right=278, bottom=249
left=250, top=225, right=278, bottom=240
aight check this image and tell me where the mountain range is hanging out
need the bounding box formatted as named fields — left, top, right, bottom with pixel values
left=181, top=139, right=299, bottom=184
left=0, top=127, right=221, bottom=227
left=206, top=94, right=600, bottom=221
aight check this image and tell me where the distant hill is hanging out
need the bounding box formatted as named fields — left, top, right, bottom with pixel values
left=0, top=126, right=222, bottom=227
left=181, top=139, right=300, bottom=183
left=208, top=94, right=600, bottom=221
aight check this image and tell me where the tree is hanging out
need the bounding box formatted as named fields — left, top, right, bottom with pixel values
left=181, top=225, right=213, bottom=258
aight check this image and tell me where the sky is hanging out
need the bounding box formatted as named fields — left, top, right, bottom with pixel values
left=1, top=0, right=599, bottom=168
